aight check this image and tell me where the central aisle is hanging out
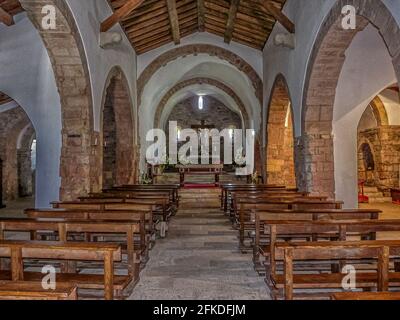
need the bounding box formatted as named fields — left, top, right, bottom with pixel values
left=129, top=188, right=270, bottom=300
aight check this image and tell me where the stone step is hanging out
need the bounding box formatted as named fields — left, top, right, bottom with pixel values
left=368, top=197, right=393, bottom=203
left=365, top=192, right=386, bottom=198
left=363, top=186, right=379, bottom=193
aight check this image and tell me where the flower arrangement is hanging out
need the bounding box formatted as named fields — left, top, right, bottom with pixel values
left=140, top=172, right=153, bottom=185
left=234, top=147, right=246, bottom=166
left=178, top=153, right=190, bottom=165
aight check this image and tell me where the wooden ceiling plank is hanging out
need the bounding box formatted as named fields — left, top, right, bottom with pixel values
left=101, top=0, right=146, bottom=32
left=127, top=17, right=170, bottom=37
left=123, top=7, right=168, bottom=29
left=224, top=0, right=240, bottom=44
left=166, top=0, right=181, bottom=44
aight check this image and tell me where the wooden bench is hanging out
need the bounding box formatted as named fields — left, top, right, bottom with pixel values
left=230, top=193, right=328, bottom=220
left=80, top=193, right=174, bottom=222
left=332, top=291, right=400, bottom=300
left=0, top=218, right=141, bottom=280
left=111, top=184, right=180, bottom=206
left=273, top=240, right=400, bottom=300
left=253, top=209, right=382, bottom=269
left=52, top=200, right=169, bottom=238
left=220, top=184, right=288, bottom=212
left=0, top=281, right=77, bottom=300
left=24, top=208, right=153, bottom=260
left=0, top=240, right=125, bottom=300
left=237, top=200, right=344, bottom=249
left=261, top=218, right=400, bottom=282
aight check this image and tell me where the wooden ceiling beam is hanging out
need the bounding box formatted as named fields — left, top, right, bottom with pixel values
left=224, top=0, right=240, bottom=44
left=0, top=6, right=14, bottom=26
left=260, top=0, right=294, bottom=34
left=101, top=0, right=145, bottom=32
left=166, top=0, right=181, bottom=45
left=197, top=0, right=205, bottom=32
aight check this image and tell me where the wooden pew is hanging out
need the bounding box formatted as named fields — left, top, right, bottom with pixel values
left=237, top=199, right=344, bottom=249
left=332, top=292, right=400, bottom=300
left=253, top=209, right=382, bottom=270
left=80, top=193, right=174, bottom=223
left=230, top=193, right=328, bottom=220
left=0, top=281, right=78, bottom=300
left=220, top=184, right=289, bottom=211
left=52, top=200, right=169, bottom=238
left=59, top=196, right=172, bottom=238
left=111, top=184, right=180, bottom=206
left=0, top=218, right=141, bottom=280
left=273, top=240, right=400, bottom=300
left=262, top=218, right=400, bottom=283
left=0, top=241, right=124, bottom=300
left=24, top=208, right=152, bottom=260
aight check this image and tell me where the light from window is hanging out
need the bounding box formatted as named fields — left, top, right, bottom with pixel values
left=198, top=96, right=203, bottom=110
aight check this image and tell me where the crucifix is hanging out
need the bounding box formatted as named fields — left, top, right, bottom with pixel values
left=191, top=120, right=215, bottom=132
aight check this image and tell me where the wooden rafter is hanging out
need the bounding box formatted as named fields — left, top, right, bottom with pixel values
left=0, top=6, right=14, bottom=26
left=101, top=0, right=145, bottom=32
left=197, top=0, right=205, bottom=32
left=166, top=0, right=180, bottom=44
left=260, top=0, right=294, bottom=34
left=224, top=0, right=240, bottom=44
left=108, top=0, right=289, bottom=54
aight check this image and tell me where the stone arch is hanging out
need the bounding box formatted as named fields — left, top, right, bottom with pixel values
left=300, top=0, right=400, bottom=197
left=154, top=77, right=250, bottom=129
left=265, top=74, right=296, bottom=187
left=100, top=66, right=136, bottom=188
left=370, top=96, right=389, bottom=126
left=138, top=44, right=263, bottom=107
left=20, top=0, right=94, bottom=200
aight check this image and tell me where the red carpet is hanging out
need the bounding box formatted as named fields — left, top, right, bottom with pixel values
left=183, top=183, right=219, bottom=189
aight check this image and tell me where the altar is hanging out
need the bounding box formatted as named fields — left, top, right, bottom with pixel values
left=176, top=164, right=224, bottom=186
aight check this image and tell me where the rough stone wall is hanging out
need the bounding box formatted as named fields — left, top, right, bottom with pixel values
left=101, top=69, right=136, bottom=189
left=266, top=77, right=296, bottom=187
left=166, top=95, right=242, bottom=164
left=166, top=96, right=242, bottom=132
left=102, top=87, right=117, bottom=189
left=358, top=126, right=400, bottom=188
left=17, top=125, right=36, bottom=197
left=0, top=107, right=32, bottom=200
left=155, top=77, right=250, bottom=128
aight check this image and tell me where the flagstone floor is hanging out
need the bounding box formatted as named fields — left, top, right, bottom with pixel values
left=128, top=188, right=270, bottom=300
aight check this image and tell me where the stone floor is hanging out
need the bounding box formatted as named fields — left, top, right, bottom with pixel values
left=128, top=188, right=270, bottom=300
